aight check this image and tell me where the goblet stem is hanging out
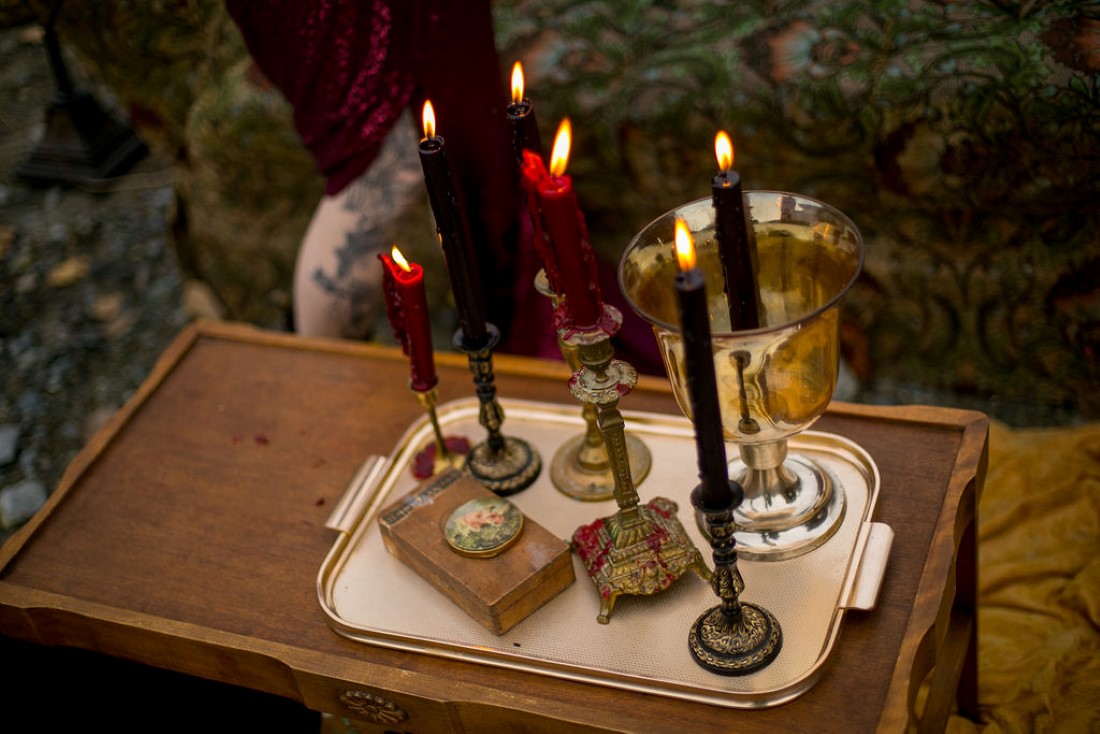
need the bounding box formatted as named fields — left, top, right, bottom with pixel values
left=733, top=440, right=836, bottom=532
left=738, top=441, right=798, bottom=502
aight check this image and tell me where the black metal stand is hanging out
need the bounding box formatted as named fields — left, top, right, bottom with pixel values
left=16, top=11, right=146, bottom=188
left=454, top=324, right=541, bottom=495
left=688, top=484, right=782, bottom=675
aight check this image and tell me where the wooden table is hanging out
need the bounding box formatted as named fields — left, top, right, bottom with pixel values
left=0, top=320, right=987, bottom=733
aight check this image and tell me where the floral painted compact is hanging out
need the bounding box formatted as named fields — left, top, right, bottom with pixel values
left=443, top=497, right=524, bottom=558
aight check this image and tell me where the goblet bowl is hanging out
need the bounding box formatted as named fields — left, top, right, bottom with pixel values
left=619, top=192, right=863, bottom=559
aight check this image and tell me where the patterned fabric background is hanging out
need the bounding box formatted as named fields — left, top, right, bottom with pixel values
left=3, top=0, right=1096, bottom=421
left=494, top=0, right=1099, bottom=421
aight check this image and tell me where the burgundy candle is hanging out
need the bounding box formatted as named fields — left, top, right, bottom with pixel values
left=417, top=100, right=488, bottom=346
left=674, top=218, right=733, bottom=509
left=526, top=119, right=602, bottom=328
left=712, top=131, right=761, bottom=331
left=379, top=246, right=437, bottom=392
left=506, top=61, right=543, bottom=165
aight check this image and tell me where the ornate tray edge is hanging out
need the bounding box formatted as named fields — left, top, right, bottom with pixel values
left=316, top=397, right=890, bottom=709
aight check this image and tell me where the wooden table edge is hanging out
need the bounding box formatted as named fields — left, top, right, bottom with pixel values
left=0, top=319, right=990, bottom=732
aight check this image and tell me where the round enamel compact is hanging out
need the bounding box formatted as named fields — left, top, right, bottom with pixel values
left=443, top=496, right=524, bottom=558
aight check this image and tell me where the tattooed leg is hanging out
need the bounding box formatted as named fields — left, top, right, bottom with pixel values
left=293, top=115, right=420, bottom=339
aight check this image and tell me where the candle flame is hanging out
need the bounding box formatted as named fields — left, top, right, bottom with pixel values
left=422, top=100, right=436, bottom=139
left=674, top=218, right=696, bottom=271
left=715, top=130, right=733, bottom=173
left=390, top=245, right=411, bottom=273
left=549, top=118, right=572, bottom=177
left=511, top=61, right=525, bottom=105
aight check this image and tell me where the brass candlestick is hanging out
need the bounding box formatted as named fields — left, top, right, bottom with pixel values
left=688, top=485, right=782, bottom=675
left=454, top=324, right=541, bottom=495
left=411, top=386, right=468, bottom=478
left=536, top=271, right=651, bottom=501
left=567, top=313, right=709, bottom=624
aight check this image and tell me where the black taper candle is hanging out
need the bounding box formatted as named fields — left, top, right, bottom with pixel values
left=674, top=222, right=733, bottom=509
left=506, top=61, right=543, bottom=165
left=712, top=131, right=761, bottom=331
left=417, top=103, right=488, bottom=346
left=508, top=100, right=542, bottom=165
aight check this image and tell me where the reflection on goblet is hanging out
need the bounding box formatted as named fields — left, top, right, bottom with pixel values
left=619, top=192, right=864, bottom=559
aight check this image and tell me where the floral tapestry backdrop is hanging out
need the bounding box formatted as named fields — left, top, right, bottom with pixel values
left=6, top=0, right=1095, bottom=420
left=495, top=0, right=1099, bottom=420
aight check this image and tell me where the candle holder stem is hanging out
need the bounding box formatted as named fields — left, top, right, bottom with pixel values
left=412, top=386, right=467, bottom=476
left=454, top=324, right=541, bottom=495
left=568, top=326, right=709, bottom=624
left=537, top=271, right=651, bottom=501
left=576, top=401, right=607, bottom=470
left=688, top=486, right=782, bottom=675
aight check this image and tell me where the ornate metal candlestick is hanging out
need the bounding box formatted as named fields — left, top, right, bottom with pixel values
left=17, top=1, right=147, bottom=187
left=689, top=483, right=782, bottom=674
left=535, top=271, right=651, bottom=501
left=568, top=310, right=709, bottom=624
left=410, top=386, right=470, bottom=479
left=454, top=325, right=541, bottom=495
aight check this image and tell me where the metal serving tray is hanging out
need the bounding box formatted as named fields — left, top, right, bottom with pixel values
left=318, top=397, right=892, bottom=709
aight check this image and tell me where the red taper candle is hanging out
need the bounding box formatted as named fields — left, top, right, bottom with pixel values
left=522, top=118, right=602, bottom=328
left=380, top=246, right=438, bottom=392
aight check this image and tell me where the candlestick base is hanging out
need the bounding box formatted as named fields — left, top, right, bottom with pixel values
left=689, top=485, right=782, bottom=676
left=413, top=436, right=471, bottom=480
left=465, top=435, right=542, bottom=496
left=549, top=432, right=651, bottom=502
left=572, top=497, right=710, bottom=625
left=688, top=602, right=782, bottom=676
left=565, top=322, right=708, bottom=624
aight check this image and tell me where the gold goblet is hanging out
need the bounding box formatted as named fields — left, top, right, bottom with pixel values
left=619, top=192, right=864, bottom=560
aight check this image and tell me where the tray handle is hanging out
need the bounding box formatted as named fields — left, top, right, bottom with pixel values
left=842, top=522, right=895, bottom=611
left=326, top=455, right=388, bottom=534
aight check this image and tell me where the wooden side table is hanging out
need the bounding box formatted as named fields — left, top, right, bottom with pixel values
left=0, top=320, right=987, bottom=733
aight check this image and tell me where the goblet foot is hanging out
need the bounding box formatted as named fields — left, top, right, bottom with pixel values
left=465, top=436, right=541, bottom=496
left=550, top=432, right=651, bottom=501
left=688, top=602, right=782, bottom=675
left=731, top=451, right=845, bottom=560
left=695, top=441, right=846, bottom=560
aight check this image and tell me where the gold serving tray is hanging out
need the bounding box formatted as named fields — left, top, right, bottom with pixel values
left=318, top=397, right=893, bottom=709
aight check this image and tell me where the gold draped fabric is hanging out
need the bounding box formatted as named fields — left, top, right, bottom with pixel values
left=949, top=420, right=1100, bottom=733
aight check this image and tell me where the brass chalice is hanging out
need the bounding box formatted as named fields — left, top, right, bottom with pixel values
left=619, top=192, right=864, bottom=560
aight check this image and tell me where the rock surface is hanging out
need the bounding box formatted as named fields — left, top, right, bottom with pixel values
left=0, top=25, right=189, bottom=543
